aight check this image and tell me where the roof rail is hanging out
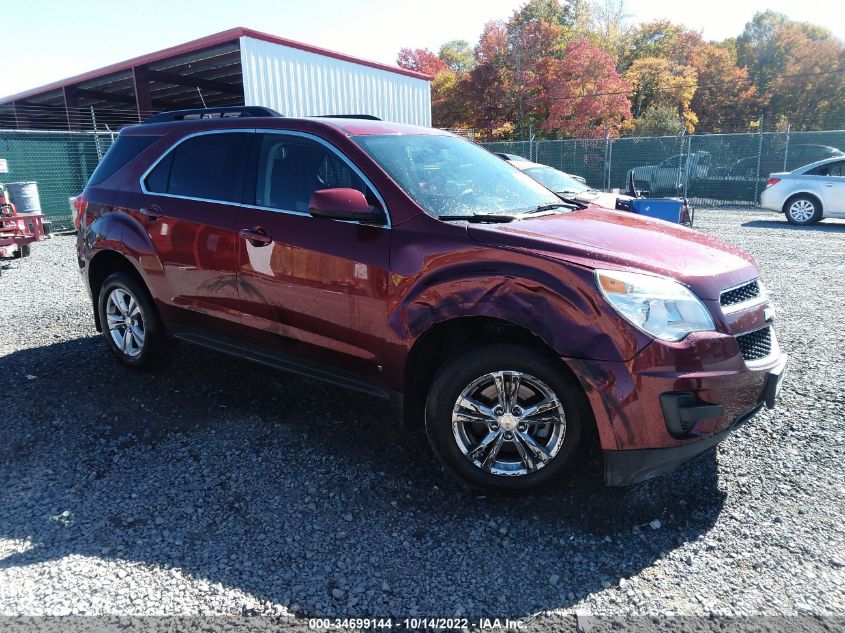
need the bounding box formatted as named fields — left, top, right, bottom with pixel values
left=316, top=114, right=382, bottom=120
left=143, top=106, right=283, bottom=124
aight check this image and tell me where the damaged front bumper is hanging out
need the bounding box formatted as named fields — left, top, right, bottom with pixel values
left=603, top=354, right=787, bottom=486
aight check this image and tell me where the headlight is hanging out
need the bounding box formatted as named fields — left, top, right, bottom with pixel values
left=595, top=269, right=715, bottom=342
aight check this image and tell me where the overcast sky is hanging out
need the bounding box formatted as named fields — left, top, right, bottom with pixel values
left=3, top=0, right=843, bottom=99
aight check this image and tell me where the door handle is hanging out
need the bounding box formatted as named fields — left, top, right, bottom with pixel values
left=239, top=226, right=273, bottom=246
left=139, top=205, right=162, bottom=221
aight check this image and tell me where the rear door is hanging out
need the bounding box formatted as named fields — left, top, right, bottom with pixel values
left=235, top=131, right=391, bottom=381
left=138, top=131, right=250, bottom=331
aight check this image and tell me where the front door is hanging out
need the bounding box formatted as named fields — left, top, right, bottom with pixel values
left=138, top=131, right=251, bottom=332
left=236, top=131, right=391, bottom=382
left=817, top=161, right=845, bottom=216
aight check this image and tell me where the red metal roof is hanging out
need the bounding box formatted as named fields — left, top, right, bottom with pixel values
left=0, top=27, right=432, bottom=104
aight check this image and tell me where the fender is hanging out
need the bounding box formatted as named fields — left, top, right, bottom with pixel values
left=389, top=248, right=648, bottom=366
left=84, top=210, right=166, bottom=334
left=87, top=209, right=164, bottom=282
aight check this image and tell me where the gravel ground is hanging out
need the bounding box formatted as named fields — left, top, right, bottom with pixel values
left=0, top=209, right=843, bottom=630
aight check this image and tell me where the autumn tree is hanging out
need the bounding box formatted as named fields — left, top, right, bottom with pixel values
left=625, top=57, right=698, bottom=132
left=396, top=48, right=447, bottom=75
left=689, top=44, right=759, bottom=132
left=737, top=13, right=845, bottom=129
left=461, top=21, right=514, bottom=137
left=430, top=70, right=468, bottom=129
left=765, top=25, right=845, bottom=129
left=507, top=17, right=566, bottom=136
left=539, top=38, right=631, bottom=137
left=396, top=0, right=844, bottom=138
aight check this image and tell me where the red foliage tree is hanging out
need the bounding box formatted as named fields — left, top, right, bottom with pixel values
left=539, top=38, right=631, bottom=137
left=396, top=48, right=447, bottom=76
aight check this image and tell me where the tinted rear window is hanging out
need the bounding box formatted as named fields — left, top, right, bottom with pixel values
left=88, top=135, right=160, bottom=186
left=145, top=133, right=249, bottom=203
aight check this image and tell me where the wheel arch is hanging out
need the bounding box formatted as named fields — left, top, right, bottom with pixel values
left=782, top=191, right=823, bottom=214
left=87, top=249, right=151, bottom=332
left=401, top=315, right=593, bottom=435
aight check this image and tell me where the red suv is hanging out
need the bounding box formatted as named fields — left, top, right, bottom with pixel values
left=76, top=107, right=787, bottom=494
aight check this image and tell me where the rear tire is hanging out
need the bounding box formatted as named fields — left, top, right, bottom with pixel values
left=784, top=195, right=823, bottom=225
left=97, top=272, right=167, bottom=369
left=425, top=344, right=588, bottom=494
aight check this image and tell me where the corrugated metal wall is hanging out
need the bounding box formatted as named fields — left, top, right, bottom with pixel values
left=240, top=36, right=431, bottom=126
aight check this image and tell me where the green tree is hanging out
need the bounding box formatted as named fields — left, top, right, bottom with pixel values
left=619, top=20, right=701, bottom=69
left=511, top=0, right=591, bottom=33
left=736, top=11, right=792, bottom=94
left=438, top=40, right=475, bottom=73
left=588, top=0, right=630, bottom=57
left=632, top=104, right=684, bottom=136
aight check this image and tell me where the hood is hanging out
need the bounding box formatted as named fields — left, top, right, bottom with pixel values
left=467, top=206, right=757, bottom=300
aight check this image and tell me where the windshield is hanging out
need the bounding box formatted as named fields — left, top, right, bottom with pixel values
left=353, top=134, right=561, bottom=217
left=523, top=166, right=590, bottom=194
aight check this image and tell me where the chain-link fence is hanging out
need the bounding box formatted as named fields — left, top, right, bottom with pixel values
left=0, top=129, right=114, bottom=229
left=483, top=129, right=845, bottom=206
left=2, top=125, right=845, bottom=229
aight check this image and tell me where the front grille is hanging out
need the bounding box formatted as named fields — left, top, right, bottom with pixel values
left=721, top=280, right=760, bottom=308
left=736, top=326, right=772, bottom=361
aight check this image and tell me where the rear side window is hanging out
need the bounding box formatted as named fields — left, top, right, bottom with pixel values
left=145, top=132, right=249, bottom=203
left=88, top=134, right=160, bottom=185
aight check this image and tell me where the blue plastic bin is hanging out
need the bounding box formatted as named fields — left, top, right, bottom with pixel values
left=630, top=198, right=684, bottom=223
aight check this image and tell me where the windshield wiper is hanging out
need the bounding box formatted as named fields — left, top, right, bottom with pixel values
left=439, top=213, right=517, bottom=223
left=533, top=202, right=576, bottom=212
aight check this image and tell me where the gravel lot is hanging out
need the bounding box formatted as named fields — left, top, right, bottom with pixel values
left=0, top=208, right=843, bottom=630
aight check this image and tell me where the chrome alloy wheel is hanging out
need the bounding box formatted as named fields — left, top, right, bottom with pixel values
left=788, top=199, right=815, bottom=223
left=105, top=288, right=145, bottom=358
left=451, top=371, right=566, bottom=476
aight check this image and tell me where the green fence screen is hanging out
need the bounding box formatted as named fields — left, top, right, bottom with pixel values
left=483, top=130, right=845, bottom=207
left=0, top=130, right=114, bottom=229
left=1, top=127, right=844, bottom=228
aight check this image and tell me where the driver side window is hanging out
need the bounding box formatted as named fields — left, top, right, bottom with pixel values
left=829, top=162, right=845, bottom=177
left=808, top=162, right=845, bottom=177
left=255, top=134, right=377, bottom=213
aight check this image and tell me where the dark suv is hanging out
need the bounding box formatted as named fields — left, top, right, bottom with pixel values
left=76, top=107, right=786, bottom=493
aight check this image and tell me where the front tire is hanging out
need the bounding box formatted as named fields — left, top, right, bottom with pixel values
left=97, top=272, right=166, bottom=369
left=784, top=195, right=822, bottom=225
left=425, top=344, right=588, bottom=494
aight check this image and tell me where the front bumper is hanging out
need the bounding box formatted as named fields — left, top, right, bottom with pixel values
left=604, top=353, right=786, bottom=485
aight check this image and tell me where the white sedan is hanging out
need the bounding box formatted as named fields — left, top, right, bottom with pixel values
left=760, top=156, right=845, bottom=225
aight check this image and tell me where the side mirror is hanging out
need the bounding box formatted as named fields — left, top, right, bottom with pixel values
left=308, top=188, right=379, bottom=222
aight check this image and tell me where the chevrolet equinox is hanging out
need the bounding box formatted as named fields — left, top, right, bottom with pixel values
left=75, top=107, right=787, bottom=493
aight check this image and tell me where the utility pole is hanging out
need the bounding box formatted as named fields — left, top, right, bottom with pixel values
left=783, top=123, right=791, bottom=172
left=753, top=117, right=765, bottom=204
